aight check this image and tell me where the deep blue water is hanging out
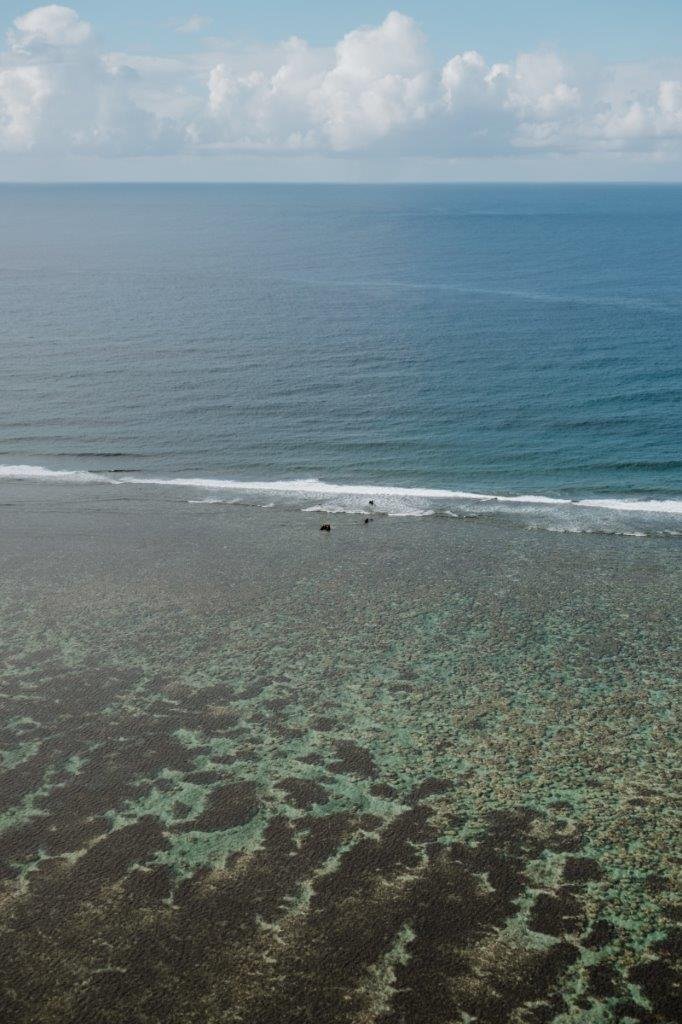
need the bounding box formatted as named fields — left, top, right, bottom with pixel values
left=0, top=183, right=680, bottom=531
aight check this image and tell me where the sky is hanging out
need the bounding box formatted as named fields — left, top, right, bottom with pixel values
left=1, top=2, right=682, bottom=181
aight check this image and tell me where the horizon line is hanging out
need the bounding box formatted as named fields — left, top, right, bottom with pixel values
left=1, top=179, right=682, bottom=187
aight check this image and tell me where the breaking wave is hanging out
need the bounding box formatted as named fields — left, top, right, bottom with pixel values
left=0, top=464, right=114, bottom=485
left=1, top=465, right=681, bottom=535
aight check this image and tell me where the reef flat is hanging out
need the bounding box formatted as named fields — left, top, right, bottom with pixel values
left=0, top=494, right=679, bottom=1023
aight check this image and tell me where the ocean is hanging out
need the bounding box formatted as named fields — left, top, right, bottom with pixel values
left=1, top=183, right=680, bottom=534
left=0, top=185, right=680, bottom=1024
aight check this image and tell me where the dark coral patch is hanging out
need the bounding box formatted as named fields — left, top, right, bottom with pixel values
left=236, top=681, right=268, bottom=699
left=123, top=864, right=174, bottom=902
left=408, top=778, right=452, bottom=801
left=657, top=926, right=682, bottom=958
left=295, top=812, right=358, bottom=864
left=369, top=781, right=398, bottom=798
left=479, top=943, right=578, bottom=1024
left=191, top=781, right=260, bottom=831
left=0, top=815, right=95, bottom=866
left=383, top=847, right=580, bottom=1024
left=611, top=1000, right=658, bottom=1024
left=186, top=770, right=221, bottom=785
left=328, top=740, right=377, bottom=778
left=264, top=696, right=289, bottom=712
left=298, top=753, right=325, bottom=766
left=644, top=873, right=670, bottom=895
left=587, top=962, right=619, bottom=998
left=629, top=947, right=681, bottom=1022
left=563, top=856, right=603, bottom=882
left=310, top=716, right=334, bottom=732
left=279, top=777, right=328, bottom=809
left=65, top=817, right=169, bottom=899
left=584, top=918, right=618, bottom=948
left=485, top=807, right=538, bottom=845
left=528, top=888, right=584, bottom=937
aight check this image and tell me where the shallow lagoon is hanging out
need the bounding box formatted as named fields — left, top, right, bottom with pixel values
left=0, top=488, right=679, bottom=1023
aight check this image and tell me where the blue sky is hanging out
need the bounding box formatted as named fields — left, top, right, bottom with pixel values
left=2, top=3, right=682, bottom=180
left=10, top=1, right=682, bottom=63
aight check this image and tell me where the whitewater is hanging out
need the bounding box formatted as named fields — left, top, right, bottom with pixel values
left=1, top=465, right=681, bottom=536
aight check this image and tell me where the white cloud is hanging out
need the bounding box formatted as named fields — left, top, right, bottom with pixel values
left=1, top=5, right=185, bottom=155
left=1, top=5, right=682, bottom=164
left=0, top=64, right=52, bottom=149
left=442, top=50, right=488, bottom=108
left=202, top=13, right=431, bottom=152
left=11, top=4, right=91, bottom=48
left=441, top=49, right=581, bottom=145
left=505, top=52, right=581, bottom=118
left=312, top=11, right=431, bottom=149
left=596, top=79, right=682, bottom=146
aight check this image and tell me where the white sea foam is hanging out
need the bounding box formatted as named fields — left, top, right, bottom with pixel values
left=530, top=525, right=648, bottom=537
left=302, top=504, right=366, bottom=515
left=576, top=497, right=682, bottom=514
left=123, top=476, right=682, bottom=514
left=2, top=465, right=681, bottom=519
left=387, top=509, right=434, bottom=517
left=187, top=497, right=240, bottom=505
left=119, top=474, right=498, bottom=501
left=503, top=494, right=570, bottom=505
left=0, top=464, right=113, bottom=484
left=303, top=499, right=433, bottom=517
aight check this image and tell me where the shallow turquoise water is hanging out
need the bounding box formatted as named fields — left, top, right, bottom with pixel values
left=0, top=494, right=679, bottom=1023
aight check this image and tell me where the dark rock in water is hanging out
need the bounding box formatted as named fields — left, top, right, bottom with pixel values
left=320, top=523, right=331, bottom=532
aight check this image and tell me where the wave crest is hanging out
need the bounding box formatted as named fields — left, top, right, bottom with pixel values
left=0, top=464, right=114, bottom=485
left=2, top=465, right=681, bottom=527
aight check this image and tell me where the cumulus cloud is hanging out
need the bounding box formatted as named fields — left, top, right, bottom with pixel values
left=10, top=4, right=91, bottom=48
left=1, top=4, right=682, bottom=163
left=596, top=79, right=682, bottom=146
left=440, top=49, right=584, bottom=152
left=202, top=12, right=431, bottom=152
left=1, top=5, right=185, bottom=154
left=312, top=11, right=431, bottom=149
left=0, top=64, right=52, bottom=149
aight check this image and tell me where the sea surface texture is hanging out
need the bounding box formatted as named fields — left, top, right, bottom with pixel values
left=0, top=183, right=681, bottom=533
left=0, top=185, right=680, bottom=1023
